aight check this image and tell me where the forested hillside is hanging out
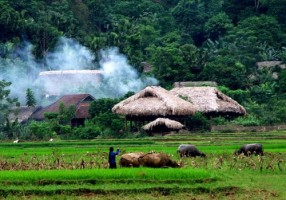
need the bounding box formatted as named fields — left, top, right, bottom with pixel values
left=1, top=0, right=286, bottom=139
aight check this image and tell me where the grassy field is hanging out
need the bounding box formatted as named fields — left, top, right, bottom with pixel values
left=0, top=130, right=286, bottom=199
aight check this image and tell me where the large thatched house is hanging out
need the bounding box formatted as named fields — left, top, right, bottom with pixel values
left=31, top=94, right=95, bottom=127
left=142, top=118, right=184, bottom=135
left=112, top=86, right=196, bottom=130
left=8, top=106, right=42, bottom=124
left=39, top=70, right=103, bottom=98
left=170, top=87, right=246, bottom=117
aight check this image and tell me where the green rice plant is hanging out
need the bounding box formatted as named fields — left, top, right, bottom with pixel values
left=0, top=168, right=212, bottom=182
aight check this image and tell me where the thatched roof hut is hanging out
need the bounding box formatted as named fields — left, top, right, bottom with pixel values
left=256, top=61, right=285, bottom=70
left=170, top=87, right=246, bottom=117
left=142, top=118, right=184, bottom=133
left=112, top=86, right=196, bottom=121
left=8, top=106, right=42, bottom=124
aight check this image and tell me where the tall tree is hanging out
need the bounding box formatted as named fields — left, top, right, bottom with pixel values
left=26, top=88, right=36, bottom=107
left=0, top=80, right=19, bottom=138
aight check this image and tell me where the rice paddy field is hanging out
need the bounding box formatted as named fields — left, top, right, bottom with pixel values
left=1, top=130, right=286, bottom=199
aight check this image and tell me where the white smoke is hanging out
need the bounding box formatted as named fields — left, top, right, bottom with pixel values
left=99, top=47, right=158, bottom=97
left=45, top=37, right=96, bottom=70
left=0, top=42, right=41, bottom=103
left=0, top=37, right=158, bottom=105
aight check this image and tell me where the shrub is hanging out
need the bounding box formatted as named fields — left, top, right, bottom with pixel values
left=185, top=113, right=211, bottom=131
left=70, top=125, right=101, bottom=139
left=27, top=121, right=54, bottom=140
left=210, top=117, right=227, bottom=125
left=231, top=114, right=261, bottom=126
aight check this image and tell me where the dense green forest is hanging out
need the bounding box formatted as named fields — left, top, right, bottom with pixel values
left=1, top=0, right=286, bottom=139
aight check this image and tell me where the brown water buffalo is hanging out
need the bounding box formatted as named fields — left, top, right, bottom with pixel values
left=138, top=153, right=180, bottom=168
left=119, top=152, right=146, bottom=167
left=177, top=144, right=206, bottom=158
left=234, top=143, right=264, bottom=156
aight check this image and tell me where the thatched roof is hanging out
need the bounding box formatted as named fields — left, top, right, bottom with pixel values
left=31, top=94, right=95, bottom=120
left=8, top=106, right=42, bottom=124
left=39, top=70, right=103, bottom=96
left=112, top=86, right=195, bottom=118
left=170, top=87, right=246, bottom=116
left=143, top=118, right=184, bottom=131
left=256, top=61, right=285, bottom=70
left=39, top=70, right=103, bottom=76
left=173, top=81, right=217, bottom=88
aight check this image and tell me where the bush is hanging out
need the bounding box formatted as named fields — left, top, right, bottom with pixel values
left=185, top=113, right=211, bottom=131
left=70, top=125, right=101, bottom=139
left=218, top=86, right=250, bottom=104
left=210, top=117, right=227, bottom=125
left=92, top=113, right=125, bottom=132
left=231, top=114, right=262, bottom=126
left=27, top=121, right=54, bottom=140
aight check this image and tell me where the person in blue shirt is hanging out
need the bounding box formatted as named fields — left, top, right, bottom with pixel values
left=108, top=147, right=120, bottom=168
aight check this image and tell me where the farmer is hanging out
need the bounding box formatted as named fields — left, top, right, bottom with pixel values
left=108, top=147, right=120, bottom=169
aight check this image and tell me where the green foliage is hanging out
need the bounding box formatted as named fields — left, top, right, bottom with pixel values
left=201, top=55, right=248, bottom=89
left=0, top=80, right=19, bottom=138
left=204, top=12, right=233, bottom=40
left=231, top=114, right=262, bottom=126
left=26, top=88, right=36, bottom=107
left=29, top=102, right=76, bottom=139
left=27, top=121, right=54, bottom=140
left=232, top=15, right=286, bottom=48
left=44, top=112, right=58, bottom=120
left=70, top=124, right=101, bottom=140
left=89, top=98, right=119, bottom=117
left=218, top=86, right=250, bottom=104
left=58, top=103, right=76, bottom=125
left=27, top=119, right=70, bottom=140
left=1, top=118, right=20, bottom=140
left=249, top=82, right=276, bottom=103
left=172, top=0, right=223, bottom=45
left=147, top=43, right=194, bottom=85
left=210, top=117, right=227, bottom=125
left=88, top=98, right=125, bottom=138
left=185, top=113, right=211, bottom=132
left=92, top=113, right=125, bottom=134
left=242, top=98, right=286, bottom=125
left=1, top=0, right=286, bottom=128
left=277, top=69, right=286, bottom=93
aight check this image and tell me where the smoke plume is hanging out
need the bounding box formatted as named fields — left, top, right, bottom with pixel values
left=0, top=37, right=158, bottom=105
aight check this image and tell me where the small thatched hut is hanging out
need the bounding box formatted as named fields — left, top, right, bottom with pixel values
left=112, top=86, right=196, bottom=130
left=170, top=87, right=246, bottom=117
left=142, top=118, right=184, bottom=135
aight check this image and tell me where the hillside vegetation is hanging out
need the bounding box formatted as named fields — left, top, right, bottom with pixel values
left=1, top=0, right=286, bottom=139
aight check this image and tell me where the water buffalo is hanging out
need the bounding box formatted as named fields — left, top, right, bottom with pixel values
left=234, top=143, right=264, bottom=156
left=138, top=153, right=180, bottom=168
left=177, top=144, right=206, bottom=158
left=119, top=152, right=146, bottom=167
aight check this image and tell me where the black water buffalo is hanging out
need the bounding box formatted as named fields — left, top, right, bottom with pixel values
left=234, top=143, right=264, bottom=156
left=177, top=144, right=206, bottom=158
